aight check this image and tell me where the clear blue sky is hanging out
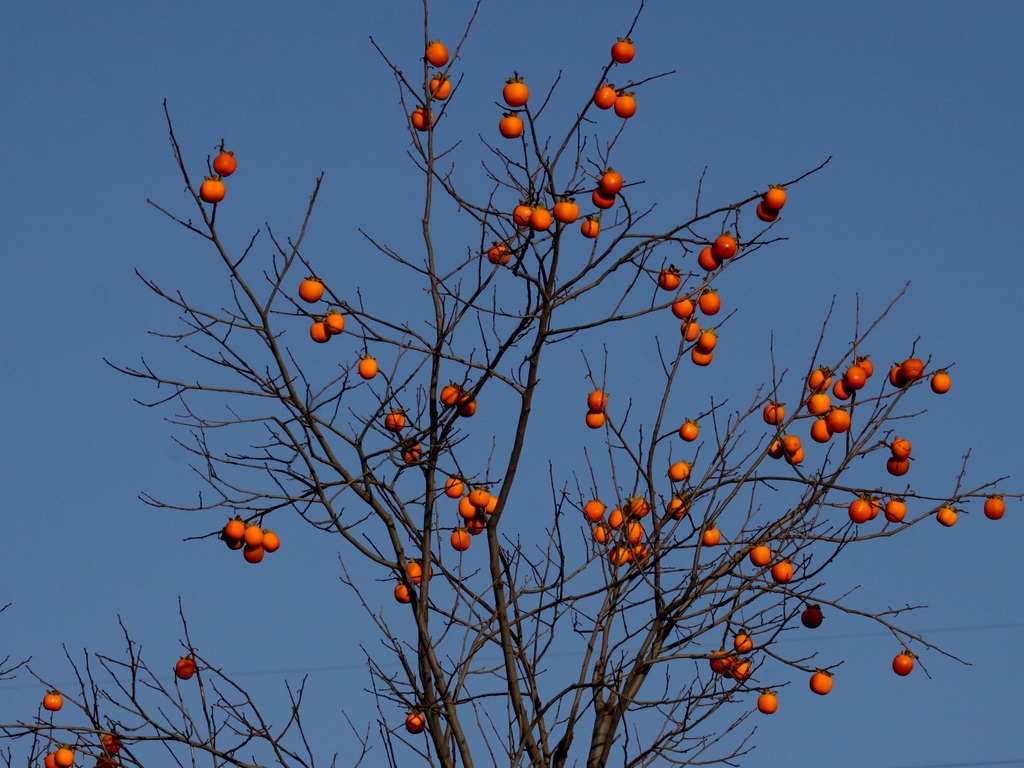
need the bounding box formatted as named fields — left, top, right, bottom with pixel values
left=3, top=3, right=1022, bottom=766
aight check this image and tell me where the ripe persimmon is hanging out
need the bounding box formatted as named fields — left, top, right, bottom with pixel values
left=581, top=216, right=600, bottom=238
left=585, top=410, right=606, bottom=429
left=691, top=347, right=714, bottom=366
left=243, top=543, right=265, bottom=563
left=450, top=527, right=471, bottom=552
left=467, top=487, right=490, bottom=509
left=261, top=530, right=280, bottom=553
left=892, top=651, right=915, bottom=676
left=749, top=544, right=771, bottom=568
left=832, top=377, right=853, bottom=401
left=309, top=320, right=331, bottom=344
left=757, top=690, right=779, bottom=714
left=608, top=544, right=632, bottom=567
left=212, top=150, right=237, bottom=177
left=658, top=267, right=681, bottom=291
left=698, top=289, right=721, bottom=315
left=626, top=496, right=650, bottom=518
left=552, top=198, right=579, bottom=224
left=43, top=691, right=63, bottom=711
left=697, top=245, right=721, bottom=271
left=587, top=389, right=608, bottom=411
left=429, top=73, right=451, bottom=100
left=465, top=512, right=486, bottom=535
left=984, top=495, right=1006, bottom=520
left=325, top=309, right=345, bottom=335
left=889, top=365, right=908, bottom=388
left=901, top=357, right=925, bottom=381
left=678, top=419, right=699, bottom=442
left=457, top=397, right=477, bottom=417
left=425, top=40, right=449, bottom=67
left=410, top=107, right=432, bottom=132
left=199, top=177, right=226, bottom=203
left=807, top=367, right=832, bottom=392
left=886, top=456, right=910, bottom=476
left=529, top=207, right=553, bottom=231
left=611, top=37, right=635, bottom=63
left=223, top=517, right=245, bottom=541
left=457, top=498, right=480, bottom=522
left=444, top=476, right=465, bottom=499
left=764, top=186, right=787, bottom=211
left=512, top=204, right=532, bottom=226
left=806, top=392, right=831, bottom=415
left=439, top=383, right=461, bottom=406
left=591, top=187, right=616, bottom=209
left=593, top=84, right=617, bottom=109
left=825, top=407, right=851, bottom=433
left=498, top=112, right=524, bottom=139
left=406, top=560, right=424, bottom=585
left=702, top=527, right=721, bottom=546
left=711, top=233, right=737, bottom=260
left=298, top=277, right=325, bottom=303
left=401, top=443, right=423, bottom=463
left=502, top=76, right=529, bottom=107
left=843, top=364, right=867, bottom=391
left=625, top=519, right=645, bottom=546
left=891, top=437, right=912, bottom=460
left=394, top=583, right=411, bottom=603
left=884, top=498, right=907, bottom=523
left=100, top=733, right=121, bottom=755
left=243, top=524, right=264, bottom=547
left=583, top=499, right=606, bottom=522
left=762, top=402, right=785, bottom=426
left=756, top=202, right=779, bottom=222
left=781, top=434, right=802, bottom=455
left=936, top=506, right=958, bottom=527
left=405, top=711, right=427, bottom=734
left=810, top=417, right=832, bottom=443
left=598, top=169, right=623, bottom=195
left=175, top=656, right=196, bottom=680
left=848, top=497, right=872, bottom=524
left=809, top=670, right=833, bottom=695
left=666, top=495, right=689, bottom=519
left=384, top=410, right=406, bottom=432
left=801, top=604, right=824, bottom=628
left=358, top=355, right=378, bottom=380
left=730, top=658, right=753, bottom=682
left=771, top=561, right=794, bottom=583
left=709, top=649, right=733, bottom=676
left=606, top=507, right=622, bottom=532
left=613, top=91, right=636, bottom=118
left=930, top=370, right=951, bottom=394
left=734, top=632, right=754, bottom=653
left=667, top=461, right=692, bottom=483
left=671, top=297, right=695, bottom=320
left=53, top=748, right=74, bottom=768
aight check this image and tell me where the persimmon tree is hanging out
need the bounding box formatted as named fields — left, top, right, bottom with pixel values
left=2, top=4, right=1017, bottom=768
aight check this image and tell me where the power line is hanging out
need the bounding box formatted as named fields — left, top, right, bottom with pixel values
left=880, top=760, right=1024, bottom=768
left=8, top=621, right=1024, bottom=686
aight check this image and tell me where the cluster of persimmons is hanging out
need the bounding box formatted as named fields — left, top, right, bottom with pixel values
left=197, top=146, right=236, bottom=204
left=37, top=690, right=121, bottom=767
left=220, top=516, right=280, bottom=564
left=375, top=32, right=1016, bottom=730
left=183, top=28, right=1012, bottom=742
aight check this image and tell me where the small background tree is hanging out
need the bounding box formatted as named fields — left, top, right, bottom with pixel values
left=2, top=3, right=1023, bottom=767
